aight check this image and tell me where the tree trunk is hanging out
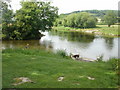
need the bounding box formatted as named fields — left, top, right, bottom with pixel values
left=108, top=25, right=111, bottom=27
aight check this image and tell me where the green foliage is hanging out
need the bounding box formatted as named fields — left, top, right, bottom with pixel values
left=55, top=10, right=118, bottom=27
left=104, top=11, right=117, bottom=27
left=1, top=2, right=13, bottom=24
left=66, top=10, right=118, bottom=18
left=107, top=58, right=119, bottom=71
left=13, top=1, right=58, bottom=40
left=54, top=19, right=63, bottom=26
left=2, top=1, right=58, bottom=40
left=1, top=1, right=14, bottom=40
left=56, top=50, right=67, bottom=57
left=54, top=14, right=68, bottom=26
left=55, top=12, right=97, bottom=28
left=66, top=13, right=76, bottom=27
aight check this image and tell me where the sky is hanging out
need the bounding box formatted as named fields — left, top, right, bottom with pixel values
left=10, top=0, right=119, bottom=14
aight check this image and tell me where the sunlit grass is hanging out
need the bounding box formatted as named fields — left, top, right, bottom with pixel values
left=95, top=25, right=118, bottom=35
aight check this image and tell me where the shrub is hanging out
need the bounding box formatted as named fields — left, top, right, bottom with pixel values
left=56, top=50, right=67, bottom=57
left=107, top=58, right=119, bottom=71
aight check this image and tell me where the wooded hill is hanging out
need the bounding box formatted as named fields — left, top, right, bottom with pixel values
left=54, top=10, right=119, bottom=27
left=62, top=10, right=118, bottom=18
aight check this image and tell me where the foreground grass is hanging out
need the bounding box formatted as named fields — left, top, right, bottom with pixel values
left=52, top=25, right=119, bottom=37
left=2, top=49, right=119, bottom=88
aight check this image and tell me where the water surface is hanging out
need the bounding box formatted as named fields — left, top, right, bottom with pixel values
left=2, top=31, right=119, bottom=60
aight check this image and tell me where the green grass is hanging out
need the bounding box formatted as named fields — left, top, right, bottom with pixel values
left=97, top=25, right=118, bottom=35
left=2, top=48, right=119, bottom=88
left=52, top=25, right=119, bottom=37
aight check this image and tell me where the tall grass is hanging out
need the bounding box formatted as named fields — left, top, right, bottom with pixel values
left=56, top=50, right=67, bottom=57
left=107, top=58, right=120, bottom=71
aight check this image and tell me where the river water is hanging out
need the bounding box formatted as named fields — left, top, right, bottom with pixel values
left=2, top=31, right=119, bottom=60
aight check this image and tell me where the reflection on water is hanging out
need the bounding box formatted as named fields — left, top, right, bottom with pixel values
left=2, top=31, right=118, bottom=60
left=2, top=40, right=46, bottom=50
left=104, top=37, right=114, bottom=50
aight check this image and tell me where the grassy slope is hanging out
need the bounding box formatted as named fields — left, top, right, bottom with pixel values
left=52, top=25, right=119, bottom=37
left=2, top=49, right=118, bottom=88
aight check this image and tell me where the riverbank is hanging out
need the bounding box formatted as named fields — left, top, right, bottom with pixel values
left=52, top=25, right=119, bottom=37
left=2, top=48, right=119, bottom=88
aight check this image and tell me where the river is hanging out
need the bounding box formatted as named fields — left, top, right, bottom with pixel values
left=2, top=31, right=119, bottom=60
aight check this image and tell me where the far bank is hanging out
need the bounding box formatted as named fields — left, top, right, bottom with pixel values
left=52, top=25, right=119, bottom=37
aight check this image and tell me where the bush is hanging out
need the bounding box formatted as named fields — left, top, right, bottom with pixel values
left=63, top=12, right=97, bottom=28
left=56, top=50, right=67, bottom=57
left=107, top=58, right=119, bottom=71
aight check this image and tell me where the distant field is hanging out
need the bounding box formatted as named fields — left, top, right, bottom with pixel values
left=2, top=49, right=119, bottom=88
left=52, top=25, right=119, bottom=37
left=96, top=25, right=118, bottom=36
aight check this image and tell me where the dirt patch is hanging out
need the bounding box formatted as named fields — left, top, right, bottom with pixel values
left=12, top=77, right=34, bottom=86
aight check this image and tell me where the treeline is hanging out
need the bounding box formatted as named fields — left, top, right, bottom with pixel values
left=65, top=10, right=118, bottom=17
left=54, top=12, right=97, bottom=28
left=1, top=1, right=118, bottom=40
left=2, top=1, right=58, bottom=40
left=54, top=10, right=118, bottom=28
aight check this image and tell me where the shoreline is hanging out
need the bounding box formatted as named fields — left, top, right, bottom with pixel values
left=52, top=25, right=119, bottom=38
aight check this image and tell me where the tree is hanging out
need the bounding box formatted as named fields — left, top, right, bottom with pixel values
left=14, top=1, right=58, bottom=40
left=1, top=1, right=14, bottom=39
left=66, top=13, right=76, bottom=27
left=104, top=11, right=117, bottom=27
left=54, top=19, right=63, bottom=26
left=84, top=16, right=97, bottom=28
left=63, top=12, right=97, bottom=28
left=2, top=1, right=58, bottom=40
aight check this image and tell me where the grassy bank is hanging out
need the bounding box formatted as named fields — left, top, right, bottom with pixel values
left=2, top=48, right=119, bottom=88
left=52, top=25, right=119, bottom=37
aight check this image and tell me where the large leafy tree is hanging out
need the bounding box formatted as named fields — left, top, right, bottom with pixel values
left=104, top=11, right=117, bottom=27
left=14, top=1, right=58, bottom=40
left=62, top=12, right=97, bottom=28
left=65, top=13, right=76, bottom=27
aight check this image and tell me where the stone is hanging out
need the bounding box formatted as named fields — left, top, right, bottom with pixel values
left=58, top=76, right=64, bottom=81
left=87, top=76, right=95, bottom=80
left=12, top=77, right=34, bottom=86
